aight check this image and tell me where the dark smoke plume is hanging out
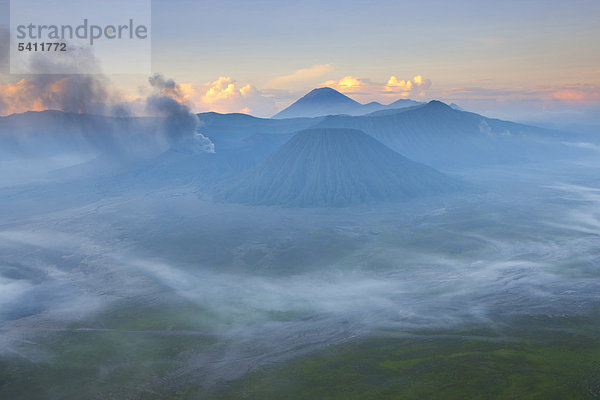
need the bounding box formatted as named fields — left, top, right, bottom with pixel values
left=146, top=73, right=215, bottom=153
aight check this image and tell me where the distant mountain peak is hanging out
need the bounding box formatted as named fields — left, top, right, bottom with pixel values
left=426, top=100, right=452, bottom=109
left=273, top=87, right=363, bottom=119
left=306, top=86, right=351, bottom=96
left=273, top=88, right=423, bottom=119
left=298, top=87, right=360, bottom=104
left=389, top=98, right=420, bottom=106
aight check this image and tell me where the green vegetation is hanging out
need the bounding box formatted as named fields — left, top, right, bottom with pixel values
left=2, top=298, right=599, bottom=399
left=0, top=300, right=219, bottom=400
left=209, top=314, right=600, bottom=400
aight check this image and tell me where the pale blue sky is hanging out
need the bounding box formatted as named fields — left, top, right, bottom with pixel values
left=148, top=0, right=599, bottom=86
left=1, top=0, right=599, bottom=123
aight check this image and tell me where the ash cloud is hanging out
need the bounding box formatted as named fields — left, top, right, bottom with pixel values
left=27, top=47, right=110, bottom=114
left=0, top=34, right=115, bottom=116
left=0, top=44, right=215, bottom=157
left=146, top=73, right=215, bottom=153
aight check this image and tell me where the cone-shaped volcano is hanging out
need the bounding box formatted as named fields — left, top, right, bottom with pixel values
left=217, top=128, right=464, bottom=207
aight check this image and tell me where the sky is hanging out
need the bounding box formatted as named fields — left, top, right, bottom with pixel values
left=0, top=0, right=599, bottom=126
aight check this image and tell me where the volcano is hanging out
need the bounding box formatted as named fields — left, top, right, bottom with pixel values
left=216, top=128, right=464, bottom=207
left=273, top=87, right=363, bottom=119
left=273, top=87, right=422, bottom=119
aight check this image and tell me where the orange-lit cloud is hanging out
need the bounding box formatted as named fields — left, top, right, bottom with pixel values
left=0, top=76, right=111, bottom=115
left=548, top=85, right=600, bottom=104
left=194, top=77, right=276, bottom=115
left=0, top=79, right=47, bottom=114
left=321, top=76, right=366, bottom=92
left=386, top=76, right=413, bottom=90
left=0, top=75, right=278, bottom=117
left=147, top=76, right=277, bottom=116
left=385, top=75, right=431, bottom=94
left=317, top=74, right=432, bottom=102
left=430, top=84, right=600, bottom=108
left=266, top=64, right=334, bottom=89
left=143, top=76, right=276, bottom=116
left=3, top=70, right=598, bottom=120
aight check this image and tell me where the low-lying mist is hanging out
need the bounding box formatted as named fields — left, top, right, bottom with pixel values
left=1, top=159, right=599, bottom=385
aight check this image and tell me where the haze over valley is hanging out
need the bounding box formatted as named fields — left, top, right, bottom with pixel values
left=1, top=1, right=599, bottom=396
left=1, top=83, right=600, bottom=398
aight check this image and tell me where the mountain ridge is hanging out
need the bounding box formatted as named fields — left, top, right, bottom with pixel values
left=273, top=87, right=422, bottom=119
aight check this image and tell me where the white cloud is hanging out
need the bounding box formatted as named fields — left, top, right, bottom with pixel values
left=265, top=64, right=335, bottom=89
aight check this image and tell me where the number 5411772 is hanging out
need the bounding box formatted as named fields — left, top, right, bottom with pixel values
left=17, top=42, right=67, bottom=51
